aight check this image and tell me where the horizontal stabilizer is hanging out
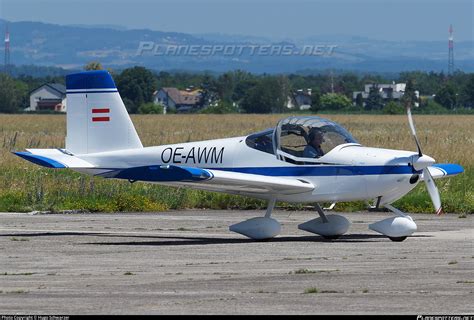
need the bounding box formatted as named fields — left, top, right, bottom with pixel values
left=13, top=149, right=95, bottom=169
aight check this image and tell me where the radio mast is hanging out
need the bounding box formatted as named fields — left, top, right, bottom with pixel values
left=448, top=24, right=454, bottom=76
left=4, top=24, right=10, bottom=75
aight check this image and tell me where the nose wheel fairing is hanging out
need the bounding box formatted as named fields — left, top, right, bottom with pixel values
left=297, top=203, right=351, bottom=238
left=369, top=216, right=417, bottom=239
left=298, top=215, right=351, bottom=239
left=229, top=198, right=281, bottom=240
left=229, top=217, right=281, bottom=240
left=369, top=204, right=417, bottom=241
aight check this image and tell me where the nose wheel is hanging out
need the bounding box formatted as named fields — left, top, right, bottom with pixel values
left=388, top=236, right=408, bottom=242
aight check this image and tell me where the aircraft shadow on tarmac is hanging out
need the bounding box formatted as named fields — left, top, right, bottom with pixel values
left=0, top=231, right=432, bottom=246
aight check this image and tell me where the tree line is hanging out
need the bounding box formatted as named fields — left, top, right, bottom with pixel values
left=0, top=62, right=473, bottom=114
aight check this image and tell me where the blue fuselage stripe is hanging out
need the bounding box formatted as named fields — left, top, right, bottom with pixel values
left=94, top=165, right=417, bottom=180
left=205, top=165, right=417, bottom=176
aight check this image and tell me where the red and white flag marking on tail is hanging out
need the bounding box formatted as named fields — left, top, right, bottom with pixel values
left=92, top=108, right=110, bottom=122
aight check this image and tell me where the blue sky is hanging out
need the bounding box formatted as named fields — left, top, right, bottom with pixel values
left=1, top=0, right=472, bottom=41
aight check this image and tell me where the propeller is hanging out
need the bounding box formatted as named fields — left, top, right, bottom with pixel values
left=406, top=106, right=444, bottom=215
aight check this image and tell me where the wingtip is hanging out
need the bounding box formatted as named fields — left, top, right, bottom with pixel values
left=12, top=151, right=29, bottom=155
left=12, top=151, right=66, bottom=168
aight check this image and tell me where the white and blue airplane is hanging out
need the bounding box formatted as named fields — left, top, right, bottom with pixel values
left=14, top=70, right=464, bottom=241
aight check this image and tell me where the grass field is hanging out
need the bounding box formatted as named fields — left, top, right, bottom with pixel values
left=0, top=114, right=472, bottom=214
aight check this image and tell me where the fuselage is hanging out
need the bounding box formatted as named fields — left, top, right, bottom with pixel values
left=76, top=134, right=422, bottom=204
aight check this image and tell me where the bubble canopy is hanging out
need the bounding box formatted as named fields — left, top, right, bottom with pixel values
left=245, top=116, right=359, bottom=163
left=274, top=116, right=359, bottom=163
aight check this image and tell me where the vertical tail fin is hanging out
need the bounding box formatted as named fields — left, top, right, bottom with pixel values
left=65, top=70, right=143, bottom=154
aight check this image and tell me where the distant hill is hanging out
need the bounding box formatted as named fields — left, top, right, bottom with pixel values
left=1, top=20, right=473, bottom=73
left=8, top=64, right=79, bottom=78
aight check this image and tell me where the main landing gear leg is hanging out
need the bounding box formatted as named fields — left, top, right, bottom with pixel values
left=229, top=197, right=281, bottom=240
left=368, top=204, right=417, bottom=242
left=298, top=203, right=351, bottom=239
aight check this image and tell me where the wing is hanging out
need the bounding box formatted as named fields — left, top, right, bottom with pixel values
left=421, top=163, right=464, bottom=180
left=98, top=164, right=315, bottom=196
left=13, top=150, right=314, bottom=196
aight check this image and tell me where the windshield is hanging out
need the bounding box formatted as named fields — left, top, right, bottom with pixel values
left=245, top=128, right=275, bottom=155
left=275, top=116, right=358, bottom=163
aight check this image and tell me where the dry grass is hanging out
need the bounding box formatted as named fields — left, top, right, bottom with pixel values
left=0, top=114, right=472, bottom=213
left=1, top=114, right=471, bottom=166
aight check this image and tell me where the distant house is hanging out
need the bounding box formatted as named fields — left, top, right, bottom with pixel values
left=27, top=83, right=67, bottom=112
left=353, top=83, right=419, bottom=106
left=287, top=89, right=312, bottom=110
left=153, top=87, right=202, bottom=113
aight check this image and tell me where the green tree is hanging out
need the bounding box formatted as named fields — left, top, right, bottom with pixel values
left=401, top=79, right=417, bottom=109
left=122, top=98, right=136, bottom=114
left=240, top=83, right=272, bottom=114
left=382, top=101, right=404, bottom=114
left=420, top=99, right=447, bottom=114
left=355, top=92, right=364, bottom=108
left=199, top=101, right=239, bottom=114
left=216, top=72, right=235, bottom=102
left=337, top=73, right=360, bottom=97
left=115, top=67, right=157, bottom=113
left=320, top=93, right=352, bottom=111
left=399, top=71, right=443, bottom=96
left=84, top=61, right=103, bottom=71
left=365, top=85, right=383, bottom=110
left=200, top=74, right=219, bottom=108
left=233, top=78, right=258, bottom=103
left=0, top=74, right=27, bottom=113
left=460, top=74, right=474, bottom=108
left=310, top=88, right=321, bottom=112
left=434, top=83, right=457, bottom=109
left=241, top=77, right=287, bottom=114
left=138, top=102, right=164, bottom=114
